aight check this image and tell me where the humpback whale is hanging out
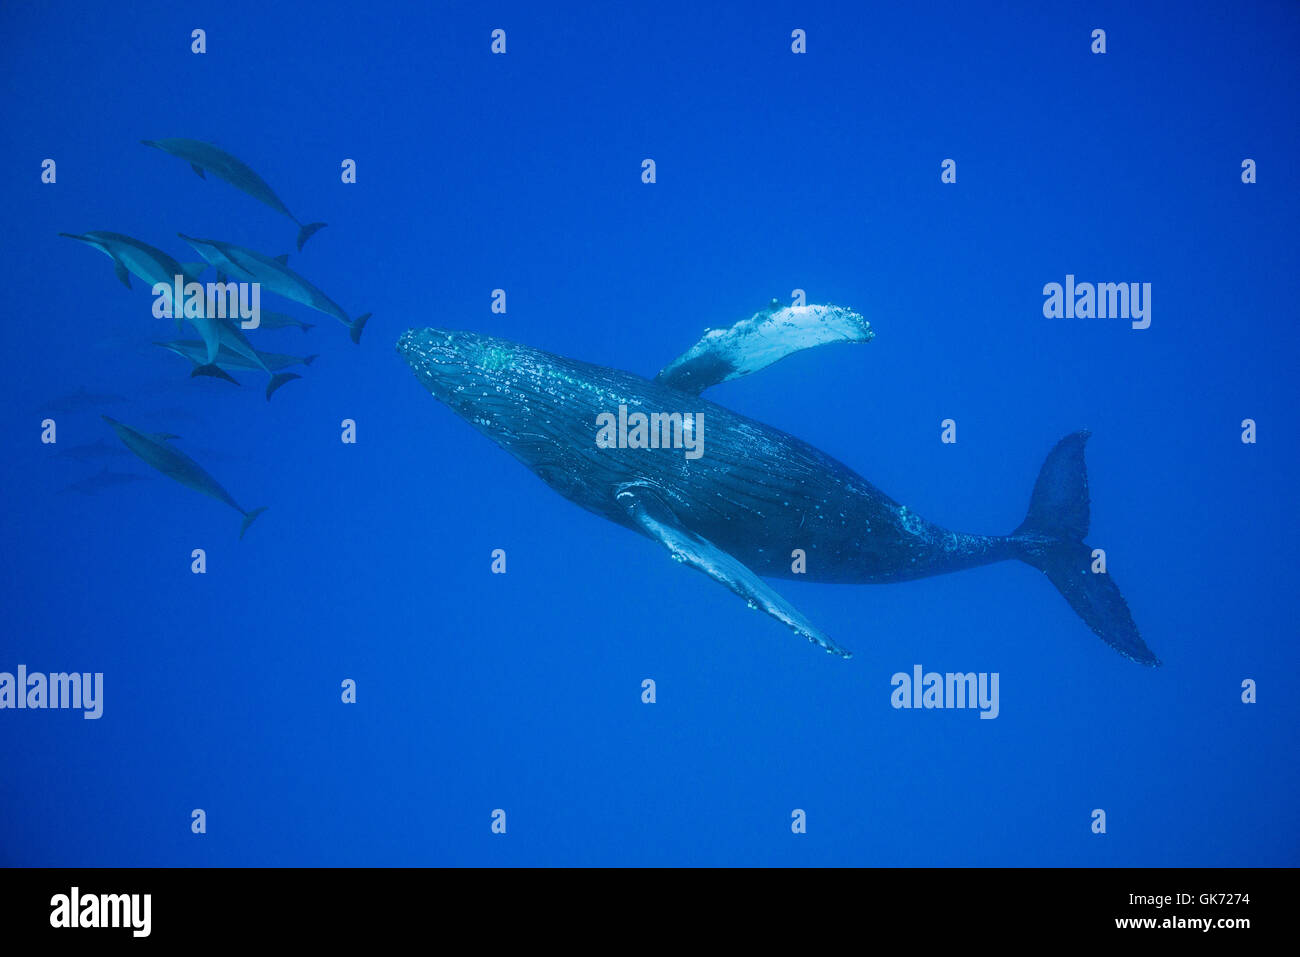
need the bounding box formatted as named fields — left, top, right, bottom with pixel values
left=396, top=303, right=1158, bottom=666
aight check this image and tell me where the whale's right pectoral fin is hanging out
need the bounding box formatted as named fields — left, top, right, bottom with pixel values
left=655, top=302, right=873, bottom=395
left=616, top=485, right=852, bottom=658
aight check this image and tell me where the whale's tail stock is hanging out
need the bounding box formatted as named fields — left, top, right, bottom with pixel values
left=1010, top=431, right=1160, bottom=666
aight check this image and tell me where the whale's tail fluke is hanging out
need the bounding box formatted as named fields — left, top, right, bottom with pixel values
left=1012, top=431, right=1160, bottom=667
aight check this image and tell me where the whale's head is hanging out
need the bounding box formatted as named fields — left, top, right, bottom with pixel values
left=397, top=327, right=597, bottom=444
left=399, top=327, right=529, bottom=411
left=398, top=327, right=642, bottom=498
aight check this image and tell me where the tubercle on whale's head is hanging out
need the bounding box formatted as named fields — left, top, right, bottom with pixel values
left=400, top=327, right=609, bottom=490
left=396, top=327, right=535, bottom=425
left=398, top=327, right=509, bottom=379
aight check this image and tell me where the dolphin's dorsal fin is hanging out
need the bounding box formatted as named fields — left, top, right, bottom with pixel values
left=190, top=163, right=207, bottom=179
left=655, top=302, right=873, bottom=395
left=616, top=484, right=852, bottom=658
left=152, top=432, right=182, bottom=442
left=273, top=253, right=290, bottom=266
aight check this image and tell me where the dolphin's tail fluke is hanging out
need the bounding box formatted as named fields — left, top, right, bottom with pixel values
left=349, top=313, right=371, bottom=344
left=265, top=372, right=300, bottom=401
left=239, top=506, right=268, bottom=540
left=296, top=222, right=327, bottom=251
left=1011, top=431, right=1160, bottom=667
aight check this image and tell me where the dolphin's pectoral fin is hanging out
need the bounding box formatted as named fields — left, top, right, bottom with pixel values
left=190, top=163, right=207, bottom=179
left=113, top=259, right=131, bottom=289
left=655, top=301, right=873, bottom=395
left=616, top=486, right=852, bottom=658
left=194, top=322, right=222, bottom=365
left=191, top=363, right=239, bottom=386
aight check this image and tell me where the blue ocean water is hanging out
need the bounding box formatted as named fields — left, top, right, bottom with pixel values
left=1, top=0, right=1296, bottom=867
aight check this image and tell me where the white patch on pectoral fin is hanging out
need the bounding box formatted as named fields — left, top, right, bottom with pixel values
left=655, top=301, right=873, bottom=395
left=617, top=485, right=852, bottom=658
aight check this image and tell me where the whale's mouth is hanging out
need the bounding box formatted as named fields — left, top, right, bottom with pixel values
left=397, top=328, right=463, bottom=381
left=398, top=328, right=518, bottom=379
left=396, top=327, right=444, bottom=359
left=398, top=327, right=522, bottom=414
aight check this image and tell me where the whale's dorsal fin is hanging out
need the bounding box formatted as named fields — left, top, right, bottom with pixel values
left=655, top=301, right=873, bottom=395
left=616, top=484, right=852, bottom=658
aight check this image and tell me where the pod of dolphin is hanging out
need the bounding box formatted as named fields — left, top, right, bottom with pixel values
left=53, top=143, right=1155, bottom=666
left=58, top=138, right=371, bottom=538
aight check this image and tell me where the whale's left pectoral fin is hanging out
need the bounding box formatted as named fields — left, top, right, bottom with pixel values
left=617, top=486, right=852, bottom=658
left=655, top=301, right=873, bottom=395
